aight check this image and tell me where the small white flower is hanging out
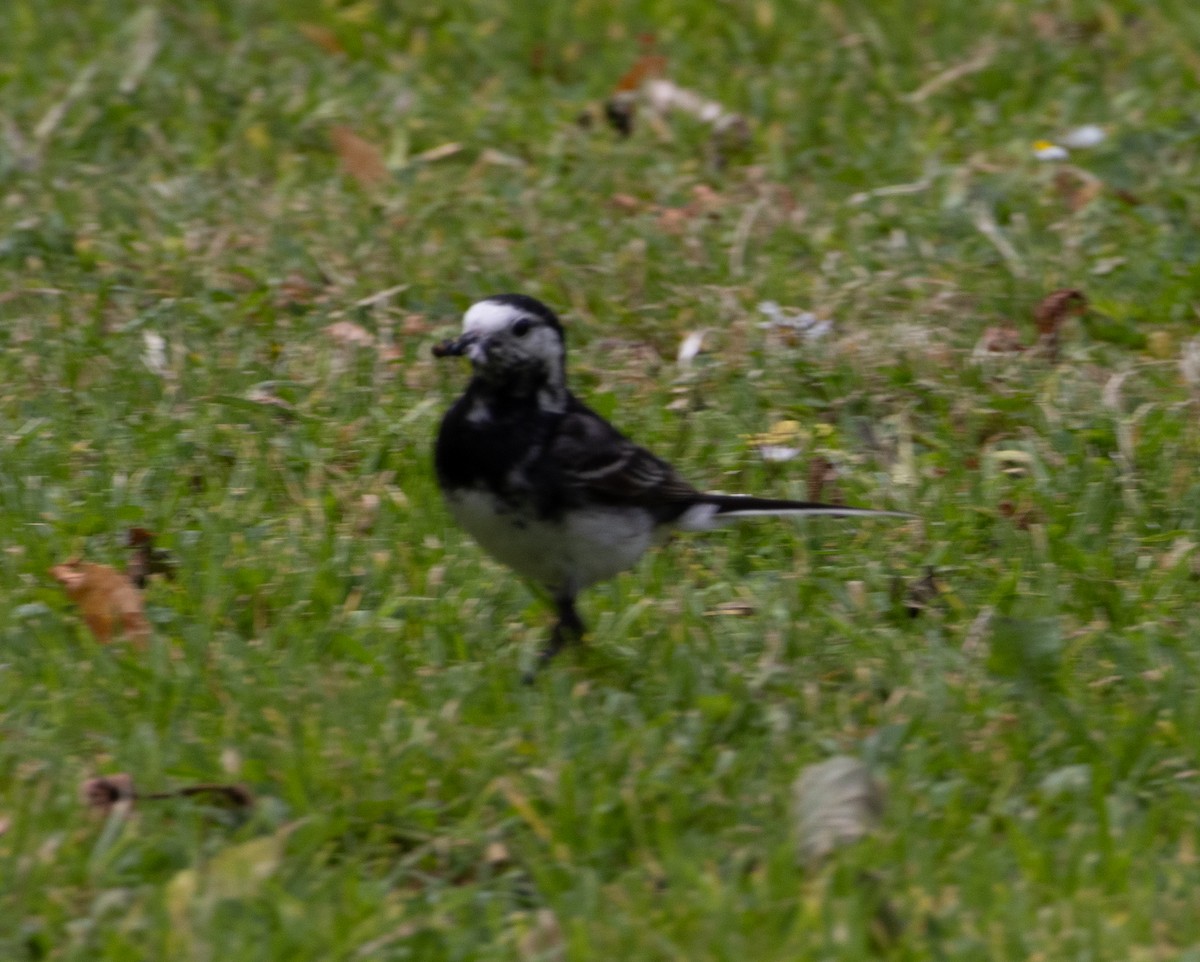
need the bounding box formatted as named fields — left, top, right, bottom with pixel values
left=1061, top=124, right=1106, bottom=148
left=1033, top=140, right=1069, bottom=161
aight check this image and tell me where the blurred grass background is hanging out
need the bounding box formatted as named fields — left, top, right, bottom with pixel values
left=2, top=0, right=1200, bottom=958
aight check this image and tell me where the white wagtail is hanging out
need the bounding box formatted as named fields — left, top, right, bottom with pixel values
left=433, top=294, right=909, bottom=672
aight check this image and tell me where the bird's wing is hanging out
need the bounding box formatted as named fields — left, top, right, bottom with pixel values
left=550, top=403, right=700, bottom=512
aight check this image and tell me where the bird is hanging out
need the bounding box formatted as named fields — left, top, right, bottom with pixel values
left=433, top=293, right=909, bottom=674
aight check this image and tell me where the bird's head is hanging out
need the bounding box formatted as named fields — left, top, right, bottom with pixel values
left=434, top=294, right=568, bottom=402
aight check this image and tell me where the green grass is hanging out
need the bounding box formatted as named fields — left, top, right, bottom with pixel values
left=3, top=0, right=1200, bottom=958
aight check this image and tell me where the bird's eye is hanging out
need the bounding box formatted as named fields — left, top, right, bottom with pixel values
left=512, top=318, right=532, bottom=338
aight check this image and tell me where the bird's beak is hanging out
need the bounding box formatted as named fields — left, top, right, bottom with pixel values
left=432, top=332, right=475, bottom=358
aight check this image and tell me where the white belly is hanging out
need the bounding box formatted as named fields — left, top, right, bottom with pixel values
left=446, top=489, right=657, bottom=594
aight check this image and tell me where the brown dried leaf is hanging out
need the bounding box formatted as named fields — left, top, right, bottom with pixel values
left=401, top=313, right=431, bottom=336
left=484, top=840, right=510, bottom=865
left=324, top=320, right=376, bottom=349
left=1052, top=169, right=1103, bottom=211
left=1034, top=288, right=1087, bottom=336
left=330, top=126, right=388, bottom=187
left=298, top=23, right=345, bottom=55
left=275, top=272, right=325, bottom=309
left=82, top=773, right=136, bottom=817
left=609, top=193, right=644, bottom=212
left=977, top=325, right=1026, bottom=355
left=50, top=560, right=149, bottom=645
left=614, top=54, right=667, bottom=93
left=1033, top=288, right=1087, bottom=362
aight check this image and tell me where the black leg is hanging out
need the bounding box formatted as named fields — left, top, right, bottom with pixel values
left=523, top=595, right=585, bottom=682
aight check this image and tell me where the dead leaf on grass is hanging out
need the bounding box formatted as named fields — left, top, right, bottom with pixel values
left=50, top=560, right=149, bottom=645
left=1052, top=168, right=1104, bottom=211
left=298, top=23, right=346, bottom=55
left=792, top=756, right=885, bottom=868
left=330, top=126, right=388, bottom=187
left=1034, top=288, right=1087, bottom=361
left=325, top=320, right=376, bottom=349
left=972, top=325, right=1026, bottom=359
left=1035, top=288, right=1087, bottom=336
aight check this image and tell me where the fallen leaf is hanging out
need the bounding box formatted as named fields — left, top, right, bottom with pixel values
left=609, top=193, right=643, bottom=212
left=0, top=814, right=9, bottom=837
left=298, top=23, right=345, bottom=55
left=1034, top=288, right=1087, bottom=336
left=50, top=560, right=149, bottom=645
left=330, top=126, right=388, bottom=187
left=792, top=756, right=885, bottom=867
left=614, top=53, right=667, bottom=93
left=973, top=325, right=1026, bottom=357
left=1052, top=169, right=1103, bottom=211
left=275, top=272, right=326, bottom=309
left=1034, top=288, right=1087, bottom=361
left=324, top=320, right=376, bottom=349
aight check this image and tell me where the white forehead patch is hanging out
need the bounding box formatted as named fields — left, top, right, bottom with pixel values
left=462, top=299, right=525, bottom=336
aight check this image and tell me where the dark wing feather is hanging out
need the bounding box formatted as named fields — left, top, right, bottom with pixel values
left=550, top=402, right=700, bottom=519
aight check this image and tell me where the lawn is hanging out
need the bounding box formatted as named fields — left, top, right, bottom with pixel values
left=2, top=0, right=1200, bottom=958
